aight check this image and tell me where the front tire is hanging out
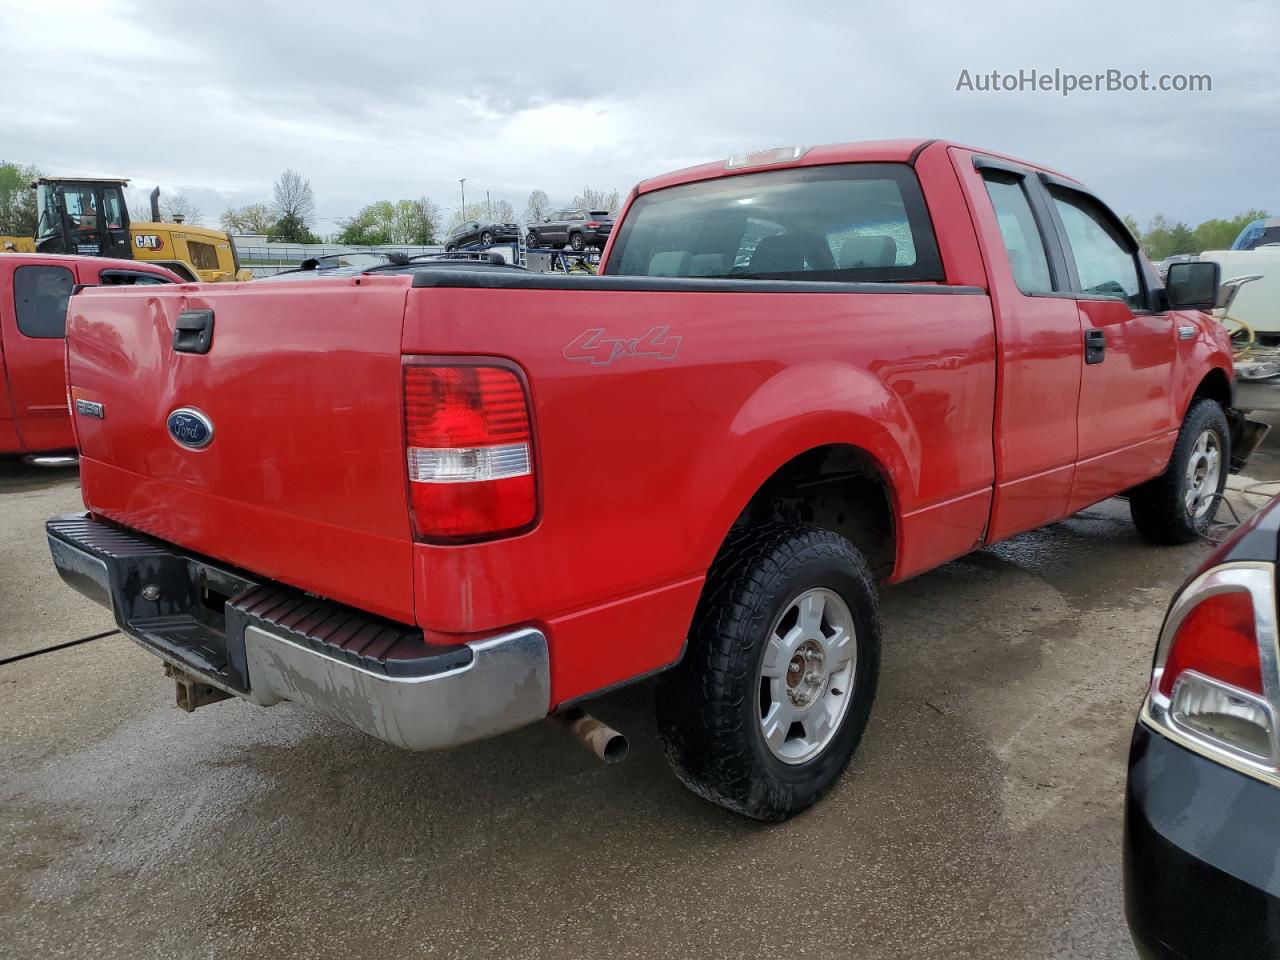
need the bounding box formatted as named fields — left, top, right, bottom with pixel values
left=1130, top=399, right=1230, bottom=544
left=655, top=524, right=880, bottom=821
left=526, top=231, right=539, bottom=247
left=444, top=243, right=455, bottom=252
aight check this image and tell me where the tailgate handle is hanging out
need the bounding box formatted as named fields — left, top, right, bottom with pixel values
left=173, top=309, right=214, bottom=355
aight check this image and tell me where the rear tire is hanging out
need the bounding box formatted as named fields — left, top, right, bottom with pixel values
left=1130, top=399, right=1230, bottom=544
left=655, top=523, right=880, bottom=821
left=444, top=243, right=455, bottom=252
left=481, top=231, right=493, bottom=245
left=569, top=232, right=585, bottom=251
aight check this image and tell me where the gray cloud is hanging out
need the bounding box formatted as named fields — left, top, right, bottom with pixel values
left=1, top=0, right=1274, bottom=231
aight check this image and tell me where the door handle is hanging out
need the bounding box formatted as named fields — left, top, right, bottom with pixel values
left=173, top=309, right=214, bottom=354
left=1084, top=328, right=1106, bottom=364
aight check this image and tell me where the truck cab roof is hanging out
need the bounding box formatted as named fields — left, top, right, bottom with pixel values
left=636, top=138, right=1081, bottom=195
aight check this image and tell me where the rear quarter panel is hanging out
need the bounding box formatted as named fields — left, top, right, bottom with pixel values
left=405, top=282, right=996, bottom=703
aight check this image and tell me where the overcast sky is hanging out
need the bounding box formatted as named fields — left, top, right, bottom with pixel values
left=1, top=0, right=1275, bottom=233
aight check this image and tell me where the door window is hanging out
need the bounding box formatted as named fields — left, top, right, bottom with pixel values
left=60, top=186, right=98, bottom=229
left=981, top=173, right=1054, bottom=295
left=1050, top=190, right=1144, bottom=310
left=14, top=265, right=75, bottom=338
left=102, top=187, right=126, bottom=229
left=99, top=269, right=174, bottom=285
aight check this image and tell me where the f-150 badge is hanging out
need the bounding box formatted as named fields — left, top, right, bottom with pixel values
left=563, top=326, right=681, bottom=366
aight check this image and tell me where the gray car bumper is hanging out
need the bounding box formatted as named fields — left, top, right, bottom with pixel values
left=47, top=513, right=550, bottom=751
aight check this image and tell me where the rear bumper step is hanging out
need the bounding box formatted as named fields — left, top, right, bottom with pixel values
left=46, top=513, right=550, bottom=750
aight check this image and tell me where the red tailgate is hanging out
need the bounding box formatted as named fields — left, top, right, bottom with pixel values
left=66, top=275, right=417, bottom=622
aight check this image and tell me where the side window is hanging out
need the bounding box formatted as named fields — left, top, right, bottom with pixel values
left=14, top=265, right=75, bottom=338
left=981, top=173, right=1054, bottom=295
left=102, top=188, right=126, bottom=229
left=1050, top=190, right=1145, bottom=310
left=99, top=270, right=173, bottom=286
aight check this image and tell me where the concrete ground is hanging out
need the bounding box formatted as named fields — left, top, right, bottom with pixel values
left=3, top=438, right=1280, bottom=960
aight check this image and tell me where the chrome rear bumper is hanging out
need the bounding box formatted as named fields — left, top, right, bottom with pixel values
left=47, top=513, right=550, bottom=751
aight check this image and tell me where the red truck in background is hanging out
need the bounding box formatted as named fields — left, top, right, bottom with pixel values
left=1, top=254, right=178, bottom=459
left=46, top=139, right=1262, bottom=820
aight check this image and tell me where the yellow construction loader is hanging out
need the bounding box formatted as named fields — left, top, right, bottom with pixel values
left=1, top=177, right=250, bottom=282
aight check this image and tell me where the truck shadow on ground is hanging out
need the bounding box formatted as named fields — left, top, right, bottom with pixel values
left=0, top=455, right=80, bottom=495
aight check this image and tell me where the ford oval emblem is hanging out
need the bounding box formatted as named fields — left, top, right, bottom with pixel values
left=167, top=407, right=214, bottom=449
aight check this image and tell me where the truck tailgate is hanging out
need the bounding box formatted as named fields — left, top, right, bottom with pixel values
left=66, top=276, right=417, bottom=622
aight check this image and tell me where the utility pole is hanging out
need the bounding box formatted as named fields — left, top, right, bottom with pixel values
left=486, top=191, right=492, bottom=220
left=459, top=178, right=466, bottom=218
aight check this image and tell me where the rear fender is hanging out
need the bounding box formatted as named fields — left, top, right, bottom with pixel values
left=687, top=361, right=913, bottom=571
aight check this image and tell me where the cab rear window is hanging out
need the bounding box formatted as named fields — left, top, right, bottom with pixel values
left=605, top=163, right=943, bottom=283
left=14, top=264, right=74, bottom=338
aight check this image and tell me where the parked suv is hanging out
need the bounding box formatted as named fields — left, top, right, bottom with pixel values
left=444, top=220, right=519, bottom=251
left=526, top=209, right=613, bottom=250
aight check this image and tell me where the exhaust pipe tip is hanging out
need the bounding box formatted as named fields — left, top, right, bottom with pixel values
left=558, top=708, right=629, bottom=764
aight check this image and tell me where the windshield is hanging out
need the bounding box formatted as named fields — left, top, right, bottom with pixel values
left=604, top=163, right=944, bottom=283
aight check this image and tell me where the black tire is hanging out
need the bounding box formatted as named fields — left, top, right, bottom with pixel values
left=1130, top=398, right=1230, bottom=545
left=526, top=232, right=539, bottom=247
left=480, top=231, right=493, bottom=245
left=444, top=243, right=455, bottom=252
left=655, top=523, right=881, bottom=821
left=569, top=232, right=585, bottom=251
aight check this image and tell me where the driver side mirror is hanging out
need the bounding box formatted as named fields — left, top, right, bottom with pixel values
left=1165, top=260, right=1220, bottom=311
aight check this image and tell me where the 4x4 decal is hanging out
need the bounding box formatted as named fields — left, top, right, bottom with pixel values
left=564, top=326, right=682, bottom=366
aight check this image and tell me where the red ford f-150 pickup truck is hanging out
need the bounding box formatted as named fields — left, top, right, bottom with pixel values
left=47, top=139, right=1262, bottom=820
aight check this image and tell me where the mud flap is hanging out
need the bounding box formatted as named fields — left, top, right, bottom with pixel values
left=1228, top=408, right=1270, bottom=473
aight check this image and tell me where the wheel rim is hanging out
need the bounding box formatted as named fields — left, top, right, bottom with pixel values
left=1184, top=429, right=1223, bottom=520
left=482, top=233, right=492, bottom=244
left=757, top=587, right=857, bottom=765
left=571, top=235, right=583, bottom=250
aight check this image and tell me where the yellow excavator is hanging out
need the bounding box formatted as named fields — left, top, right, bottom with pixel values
left=0, top=177, right=251, bottom=282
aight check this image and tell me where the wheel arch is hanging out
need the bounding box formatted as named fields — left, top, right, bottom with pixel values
left=722, top=442, right=900, bottom=580
left=1188, top=365, right=1233, bottom=415
left=687, top=365, right=916, bottom=583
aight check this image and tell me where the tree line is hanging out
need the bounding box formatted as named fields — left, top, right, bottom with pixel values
left=227, top=175, right=622, bottom=246
left=1122, top=209, right=1268, bottom=261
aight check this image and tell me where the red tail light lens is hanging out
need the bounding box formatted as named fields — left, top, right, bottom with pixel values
left=1147, top=564, right=1279, bottom=771
left=403, top=362, right=536, bottom=539
left=586, top=221, right=600, bottom=228
left=1158, top=591, right=1262, bottom=697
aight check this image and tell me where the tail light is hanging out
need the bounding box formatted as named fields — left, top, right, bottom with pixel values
left=403, top=360, right=536, bottom=540
left=1146, top=563, right=1280, bottom=776
left=586, top=221, right=600, bottom=228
